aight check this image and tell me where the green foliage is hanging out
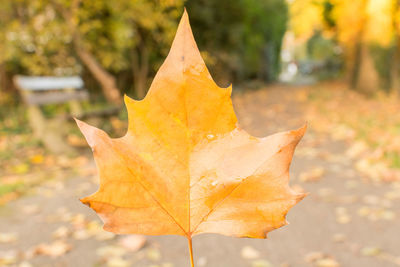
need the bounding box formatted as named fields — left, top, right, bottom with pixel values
left=241, top=0, right=288, bottom=81
left=369, top=43, right=394, bottom=92
left=186, top=0, right=288, bottom=83
left=0, top=0, right=78, bottom=75
left=321, top=0, right=335, bottom=29
left=386, top=151, right=400, bottom=169
left=1, top=0, right=288, bottom=97
left=0, top=182, right=25, bottom=197
left=304, top=30, right=342, bottom=79
left=0, top=0, right=183, bottom=90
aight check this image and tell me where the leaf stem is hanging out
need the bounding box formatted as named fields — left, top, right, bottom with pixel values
left=188, top=236, right=195, bottom=267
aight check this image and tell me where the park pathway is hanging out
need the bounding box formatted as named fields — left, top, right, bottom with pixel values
left=1, top=84, right=399, bottom=267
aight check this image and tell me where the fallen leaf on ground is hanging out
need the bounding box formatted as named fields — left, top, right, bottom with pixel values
left=316, top=258, right=340, bottom=267
left=146, top=248, right=161, bottom=262
left=0, top=232, right=18, bottom=243
left=384, top=190, right=400, bottom=200
left=21, top=204, right=39, bottom=214
left=345, top=141, right=368, bottom=158
left=30, top=154, right=44, bottom=164
left=97, top=246, right=127, bottom=258
left=52, top=226, right=69, bottom=239
left=305, top=252, right=340, bottom=267
left=318, top=188, right=335, bottom=202
left=85, top=220, right=115, bottom=240
left=72, top=229, right=91, bottom=240
left=0, top=250, right=17, bottom=265
left=118, top=235, right=146, bottom=252
left=291, top=184, right=306, bottom=194
left=362, top=195, right=380, bottom=205
left=34, top=240, right=71, bottom=257
left=197, top=257, right=207, bottom=266
left=299, top=167, right=325, bottom=182
left=70, top=213, right=86, bottom=228
left=344, top=180, right=359, bottom=189
left=241, top=246, right=261, bottom=259
left=251, top=259, right=273, bottom=267
left=332, top=233, right=347, bottom=243
left=358, top=206, right=396, bottom=221
left=95, top=231, right=116, bottom=241
left=18, top=261, right=33, bottom=267
left=106, top=257, right=130, bottom=267
left=12, top=163, right=29, bottom=174
left=148, top=264, right=174, bottom=267
left=335, top=207, right=351, bottom=224
left=360, top=246, right=382, bottom=257
left=304, top=251, right=325, bottom=263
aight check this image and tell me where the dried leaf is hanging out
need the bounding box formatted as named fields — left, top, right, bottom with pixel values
left=316, top=258, right=340, bottom=267
left=106, top=257, right=130, bottom=267
left=0, top=232, right=18, bottom=243
left=304, top=251, right=325, bottom=263
left=197, top=257, right=207, bottom=266
left=52, top=226, right=69, bottom=239
left=360, top=246, right=382, bottom=257
left=241, top=246, right=261, bottom=260
left=332, top=233, right=347, bottom=243
left=335, top=207, right=351, bottom=224
left=118, top=235, right=146, bottom=252
left=19, top=261, right=33, bottom=267
left=0, top=250, right=17, bottom=265
left=251, top=260, right=273, bottom=267
left=34, top=240, right=71, bottom=257
left=305, top=252, right=340, bottom=267
left=76, top=10, right=305, bottom=240
left=97, top=246, right=127, bottom=258
left=146, top=248, right=161, bottom=261
left=72, top=229, right=90, bottom=240
left=299, top=167, right=325, bottom=182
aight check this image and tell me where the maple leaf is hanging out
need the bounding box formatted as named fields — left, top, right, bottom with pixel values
left=76, top=10, right=306, bottom=266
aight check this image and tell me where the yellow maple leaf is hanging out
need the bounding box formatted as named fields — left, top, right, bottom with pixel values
left=76, top=10, right=306, bottom=266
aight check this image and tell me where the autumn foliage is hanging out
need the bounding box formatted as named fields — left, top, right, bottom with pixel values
left=76, top=10, right=306, bottom=266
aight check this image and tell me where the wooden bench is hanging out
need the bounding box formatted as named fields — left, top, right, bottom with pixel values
left=14, top=75, right=89, bottom=153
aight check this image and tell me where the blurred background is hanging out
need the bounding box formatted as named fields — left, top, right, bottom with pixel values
left=1, top=0, right=400, bottom=266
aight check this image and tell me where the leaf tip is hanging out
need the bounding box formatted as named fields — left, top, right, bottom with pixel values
left=174, top=7, right=191, bottom=39
left=74, top=117, right=84, bottom=128
left=168, top=7, right=203, bottom=67
left=74, top=119, right=94, bottom=140
left=297, top=123, right=308, bottom=136
left=289, top=124, right=307, bottom=142
left=181, top=7, right=189, bottom=24
left=226, top=84, right=233, bottom=95
left=79, top=197, right=91, bottom=207
left=74, top=119, right=103, bottom=148
left=294, top=192, right=308, bottom=203
left=124, top=94, right=135, bottom=104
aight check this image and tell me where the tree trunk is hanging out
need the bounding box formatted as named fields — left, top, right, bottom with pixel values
left=348, top=0, right=380, bottom=94
left=392, top=39, right=400, bottom=94
left=55, top=0, right=122, bottom=106
left=0, top=63, right=6, bottom=92
left=391, top=0, right=400, bottom=94
left=74, top=39, right=122, bottom=105
left=132, top=42, right=149, bottom=99
left=349, top=41, right=362, bottom=89
left=356, top=44, right=380, bottom=93
left=347, top=0, right=367, bottom=90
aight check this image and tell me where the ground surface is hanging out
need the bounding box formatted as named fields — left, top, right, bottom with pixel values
left=1, top=84, right=400, bottom=267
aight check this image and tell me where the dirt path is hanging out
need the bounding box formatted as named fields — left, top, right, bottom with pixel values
left=1, top=85, right=399, bottom=267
